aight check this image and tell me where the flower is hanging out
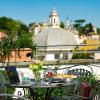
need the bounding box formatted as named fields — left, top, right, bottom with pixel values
left=29, top=60, right=43, bottom=71
left=29, top=60, right=43, bottom=81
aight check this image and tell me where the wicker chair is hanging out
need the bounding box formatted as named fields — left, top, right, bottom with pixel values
left=51, top=80, right=100, bottom=100
left=0, top=70, right=26, bottom=100
left=63, top=80, right=100, bottom=100
left=92, top=80, right=100, bottom=100
left=62, top=65, right=93, bottom=100
left=65, top=65, right=93, bottom=78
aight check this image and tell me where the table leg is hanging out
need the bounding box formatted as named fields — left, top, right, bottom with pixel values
left=29, top=88, right=35, bottom=100
left=45, top=88, right=53, bottom=100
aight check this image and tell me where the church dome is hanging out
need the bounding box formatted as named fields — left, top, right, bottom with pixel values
left=35, top=28, right=78, bottom=51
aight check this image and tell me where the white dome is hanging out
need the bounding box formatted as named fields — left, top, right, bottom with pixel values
left=49, top=8, right=58, bottom=16
left=50, top=11, right=58, bottom=16
left=35, top=28, right=78, bottom=51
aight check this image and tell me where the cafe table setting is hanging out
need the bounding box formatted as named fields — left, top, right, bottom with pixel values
left=28, top=61, right=78, bottom=99
left=29, top=69, right=78, bottom=100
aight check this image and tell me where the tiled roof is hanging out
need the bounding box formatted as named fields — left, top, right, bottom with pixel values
left=35, top=28, right=78, bottom=51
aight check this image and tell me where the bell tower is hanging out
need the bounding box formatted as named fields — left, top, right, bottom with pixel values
left=49, top=7, right=60, bottom=28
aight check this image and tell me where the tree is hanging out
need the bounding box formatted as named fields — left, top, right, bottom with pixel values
left=0, top=16, right=36, bottom=64
left=16, top=32, right=36, bottom=58
left=74, top=19, right=85, bottom=35
left=16, top=32, right=33, bottom=48
left=74, top=19, right=95, bottom=35
left=0, top=17, right=9, bottom=30
left=97, top=28, right=100, bottom=34
left=0, top=17, right=36, bottom=64
left=74, top=23, right=80, bottom=28
left=77, top=27, right=85, bottom=35
left=18, top=21, right=29, bottom=33
left=29, top=22, right=36, bottom=28
left=60, top=21, right=65, bottom=29
left=75, top=19, right=85, bottom=27
left=0, top=17, right=28, bottom=36
left=84, top=23, right=93, bottom=34
left=0, top=31, right=36, bottom=64
left=0, top=36, right=14, bottom=65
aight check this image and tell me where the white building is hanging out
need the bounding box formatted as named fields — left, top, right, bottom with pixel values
left=49, top=7, right=60, bottom=28
left=34, top=8, right=78, bottom=61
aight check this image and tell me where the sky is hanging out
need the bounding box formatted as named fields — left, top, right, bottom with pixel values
left=0, top=0, right=100, bottom=27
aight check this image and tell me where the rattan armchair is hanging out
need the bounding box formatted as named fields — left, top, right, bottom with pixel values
left=91, top=80, right=100, bottom=100
left=62, top=65, right=99, bottom=100
left=65, top=65, right=93, bottom=77
left=63, top=80, right=100, bottom=100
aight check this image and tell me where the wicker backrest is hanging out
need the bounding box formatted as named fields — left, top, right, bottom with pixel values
left=65, top=65, right=93, bottom=78
left=92, top=80, right=100, bottom=100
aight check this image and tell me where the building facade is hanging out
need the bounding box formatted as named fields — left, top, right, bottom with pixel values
left=34, top=8, right=78, bottom=61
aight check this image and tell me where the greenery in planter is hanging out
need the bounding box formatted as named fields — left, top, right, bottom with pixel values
left=78, top=75, right=97, bottom=88
left=29, top=88, right=47, bottom=100
left=28, top=88, right=65, bottom=100
left=72, top=50, right=92, bottom=59
left=51, top=87, right=65, bottom=96
left=0, top=70, right=15, bottom=94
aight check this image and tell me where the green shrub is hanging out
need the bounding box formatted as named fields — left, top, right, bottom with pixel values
left=0, top=70, right=15, bottom=94
left=72, top=50, right=92, bottom=59
left=51, top=87, right=65, bottom=96
left=78, top=75, right=97, bottom=88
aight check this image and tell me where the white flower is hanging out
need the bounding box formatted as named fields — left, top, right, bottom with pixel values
left=29, top=60, right=43, bottom=71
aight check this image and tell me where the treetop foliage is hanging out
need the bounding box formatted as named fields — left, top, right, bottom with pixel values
left=0, top=16, right=28, bottom=35
left=0, top=16, right=36, bottom=62
left=60, top=21, right=65, bottom=29
left=74, top=19, right=95, bottom=35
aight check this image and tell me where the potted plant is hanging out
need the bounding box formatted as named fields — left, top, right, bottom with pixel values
left=29, top=60, right=43, bottom=82
left=79, top=75, right=97, bottom=99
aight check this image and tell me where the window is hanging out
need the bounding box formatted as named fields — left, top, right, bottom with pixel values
left=55, top=54, right=60, bottom=59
